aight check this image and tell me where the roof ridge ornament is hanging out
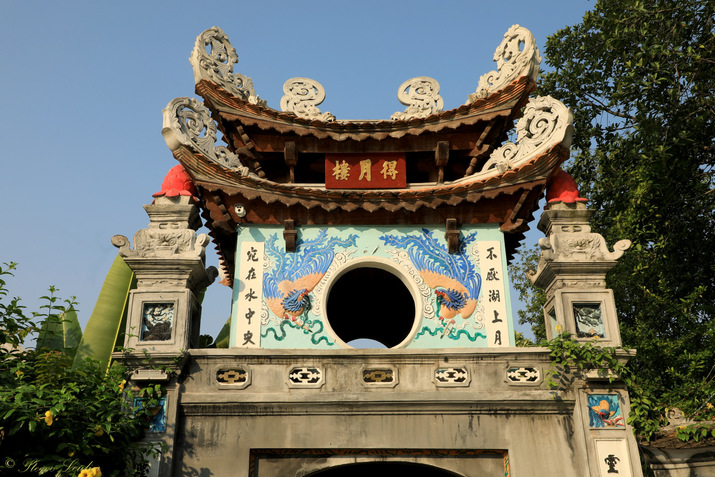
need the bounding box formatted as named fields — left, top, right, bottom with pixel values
left=391, top=76, right=444, bottom=121
left=467, top=24, right=542, bottom=103
left=280, top=77, right=335, bottom=122
left=162, top=97, right=250, bottom=175
left=190, top=26, right=265, bottom=107
left=482, top=95, right=573, bottom=174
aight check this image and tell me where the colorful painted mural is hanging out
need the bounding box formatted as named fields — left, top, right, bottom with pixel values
left=261, top=230, right=357, bottom=347
left=380, top=229, right=486, bottom=343
left=233, top=225, right=513, bottom=348
left=588, top=394, right=625, bottom=428
left=133, top=397, right=167, bottom=433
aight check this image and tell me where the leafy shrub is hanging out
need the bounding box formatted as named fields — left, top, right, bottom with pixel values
left=0, top=263, right=161, bottom=476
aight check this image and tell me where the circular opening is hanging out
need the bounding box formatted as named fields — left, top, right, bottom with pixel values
left=326, top=267, right=415, bottom=348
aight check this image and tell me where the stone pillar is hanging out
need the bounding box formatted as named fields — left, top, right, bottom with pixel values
left=112, top=191, right=217, bottom=477
left=113, top=194, right=217, bottom=353
left=529, top=182, right=644, bottom=477
left=529, top=201, right=630, bottom=346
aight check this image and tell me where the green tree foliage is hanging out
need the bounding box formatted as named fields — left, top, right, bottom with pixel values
left=510, top=246, right=547, bottom=342
left=0, top=263, right=160, bottom=476
left=0, top=263, right=37, bottom=349
left=516, top=0, right=715, bottom=434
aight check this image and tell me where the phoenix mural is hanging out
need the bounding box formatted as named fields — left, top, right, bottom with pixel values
left=380, top=229, right=484, bottom=340
left=262, top=230, right=357, bottom=345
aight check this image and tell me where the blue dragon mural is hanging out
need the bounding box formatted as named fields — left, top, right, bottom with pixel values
left=380, top=229, right=482, bottom=339
left=262, top=230, right=357, bottom=343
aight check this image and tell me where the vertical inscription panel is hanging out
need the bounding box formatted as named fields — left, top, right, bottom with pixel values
left=236, top=241, right=264, bottom=348
left=477, top=241, right=509, bottom=347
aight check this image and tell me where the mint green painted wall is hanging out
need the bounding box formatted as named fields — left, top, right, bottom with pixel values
left=230, top=225, right=514, bottom=349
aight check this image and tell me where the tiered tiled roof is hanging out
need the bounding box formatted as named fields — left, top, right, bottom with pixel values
left=162, top=26, right=573, bottom=283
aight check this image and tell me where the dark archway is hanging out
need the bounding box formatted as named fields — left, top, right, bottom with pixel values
left=308, top=461, right=461, bottom=477
left=326, top=267, right=415, bottom=348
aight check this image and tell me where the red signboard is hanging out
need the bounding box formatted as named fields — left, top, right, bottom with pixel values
left=325, top=153, right=407, bottom=189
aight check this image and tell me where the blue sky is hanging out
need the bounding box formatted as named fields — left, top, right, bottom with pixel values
left=0, top=0, right=593, bottom=341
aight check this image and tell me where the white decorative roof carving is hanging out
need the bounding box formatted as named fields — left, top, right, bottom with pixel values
left=189, top=26, right=265, bottom=106
left=161, top=97, right=250, bottom=175
left=391, top=76, right=444, bottom=121
left=280, top=77, right=335, bottom=122
left=467, top=24, right=542, bottom=103
left=482, top=95, right=572, bottom=174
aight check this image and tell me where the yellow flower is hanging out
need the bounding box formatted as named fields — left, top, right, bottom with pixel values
left=555, top=325, right=563, bottom=334
left=15, top=370, right=23, bottom=378
left=78, top=468, right=101, bottom=477
left=44, top=410, right=53, bottom=426
left=707, top=402, right=713, bottom=410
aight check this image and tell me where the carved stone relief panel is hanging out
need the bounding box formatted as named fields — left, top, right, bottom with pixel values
left=140, top=303, right=175, bottom=341
left=574, top=303, right=606, bottom=339
left=215, top=366, right=251, bottom=389
left=288, top=367, right=325, bottom=388
left=362, top=367, right=398, bottom=387
left=557, top=290, right=622, bottom=346
left=506, top=366, right=541, bottom=385
left=434, top=367, right=471, bottom=387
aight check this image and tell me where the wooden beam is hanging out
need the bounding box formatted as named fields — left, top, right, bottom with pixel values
left=284, top=141, right=297, bottom=183
left=445, top=218, right=460, bottom=254
left=435, top=141, right=449, bottom=183
left=283, top=219, right=297, bottom=252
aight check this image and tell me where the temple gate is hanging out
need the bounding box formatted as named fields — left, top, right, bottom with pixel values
left=113, top=25, right=643, bottom=476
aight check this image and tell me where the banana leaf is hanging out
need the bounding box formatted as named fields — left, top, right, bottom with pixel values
left=36, top=307, right=82, bottom=358
left=72, top=255, right=135, bottom=371
left=213, top=316, right=231, bottom=348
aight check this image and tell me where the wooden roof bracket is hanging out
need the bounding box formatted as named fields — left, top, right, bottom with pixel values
left=284, top=219, right=297, bottom=252
left=234, top=123, right=266, bottom=178
left=465, top=118, right=497, bottom=176
left=435, top=141, right=449, bottom=183
left=500, top=189, right=530, bottom=232
left=445, top=218, right=460, bottom=254
left=208, top=190, right=236, bottom=235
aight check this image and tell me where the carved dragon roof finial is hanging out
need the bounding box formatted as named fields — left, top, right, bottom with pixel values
left=481, top=95, right=573, bottom=174
left=467, top=24, right=542, bottom=103
left=162, top=97, right=250, bottom=175
left=280, top=77, right=335, bottom=122
left=190, top=26, right=265, bottom=107
left=391, top=77, right=444, bottom=121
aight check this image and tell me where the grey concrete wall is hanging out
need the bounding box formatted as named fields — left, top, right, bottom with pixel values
left=171, top=348, right=597, bottom=476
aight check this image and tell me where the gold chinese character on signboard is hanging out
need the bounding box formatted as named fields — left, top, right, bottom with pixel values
left=358, top=159, right=372, bottom=181
left=332, top=160, right=350, bottom=180
left=381, top=160, right=398, bottom=180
